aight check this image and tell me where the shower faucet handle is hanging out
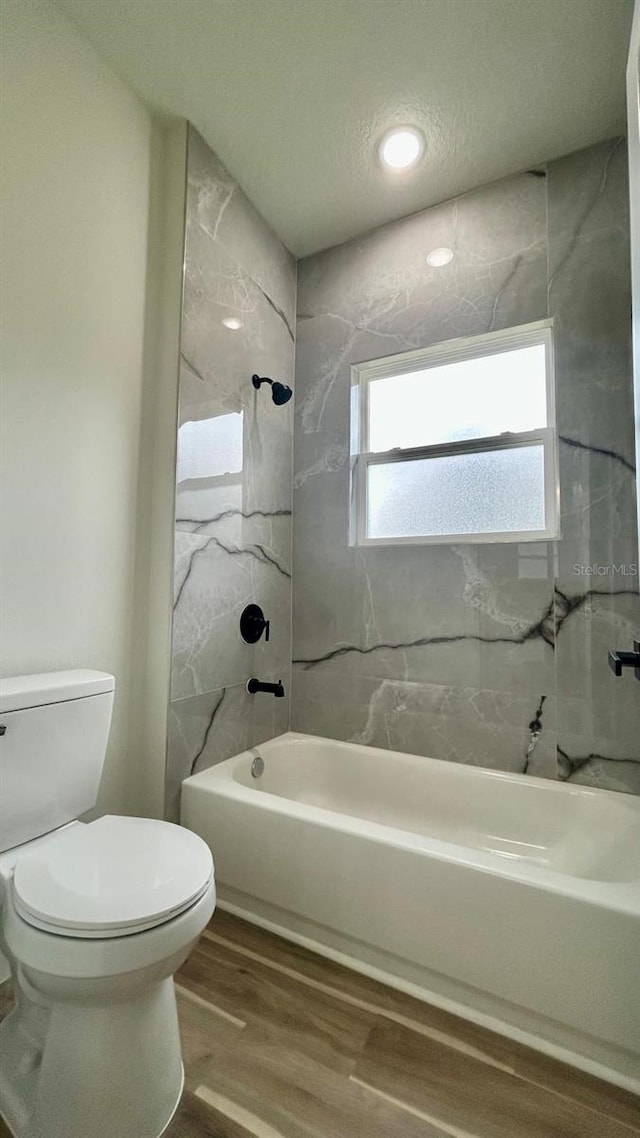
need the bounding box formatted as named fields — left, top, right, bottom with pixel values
left=240, top=604, right=270, bottom=644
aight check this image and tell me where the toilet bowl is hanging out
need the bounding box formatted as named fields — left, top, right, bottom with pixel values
left=0, top=671, right=216, bottom=1138
left=0, top=817, right=215, bottom=1138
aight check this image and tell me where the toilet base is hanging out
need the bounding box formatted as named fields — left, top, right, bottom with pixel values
left=0, top=975, right=184, bottom=1138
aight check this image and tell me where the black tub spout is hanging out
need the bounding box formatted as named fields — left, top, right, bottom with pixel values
left=246, top=678, right=285, bottom=698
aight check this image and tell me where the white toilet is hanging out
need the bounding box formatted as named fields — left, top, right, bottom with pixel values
left=0, top=670, right=216, bottom=1138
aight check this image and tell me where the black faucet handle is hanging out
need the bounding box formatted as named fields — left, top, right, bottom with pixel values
left=240, top=604, right=270, bottom=644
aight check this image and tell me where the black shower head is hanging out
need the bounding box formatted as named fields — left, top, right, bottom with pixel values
left=271, top=381, right=292, bottom=405
left=252, top=374, right=293, bottom=406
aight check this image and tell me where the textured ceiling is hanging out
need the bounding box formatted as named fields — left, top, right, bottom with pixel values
left=57, top=0, right=633, bottom=256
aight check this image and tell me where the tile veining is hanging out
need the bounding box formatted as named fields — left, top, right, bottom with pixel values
left=559, top=433, right=636, bottom=475
left=291, top=137, right=639, bottom=792
left=166, top=126, right=296, bottom=817
left=166, top=135, right=638, bottom=807
left=188, top=689, right=227, bottom=777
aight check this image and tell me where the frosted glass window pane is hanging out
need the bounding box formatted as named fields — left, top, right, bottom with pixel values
left=367, top=446, right=546, bottom=539
left=177, top=412, right=243, bottom=482
left=368, top=344, right=547, bottom=451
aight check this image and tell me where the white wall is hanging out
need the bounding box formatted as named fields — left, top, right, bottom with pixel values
left=0, top=0, right=180, bottom=815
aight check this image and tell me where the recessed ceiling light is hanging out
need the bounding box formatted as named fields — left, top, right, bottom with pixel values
left=379, top=126, right=424, bottom=171
left=222, top=317, right=242, bottom=330
left=427, top=246, right=454, bottom=267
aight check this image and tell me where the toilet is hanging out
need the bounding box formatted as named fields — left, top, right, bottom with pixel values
left=0, top=670, right=216, bottom=1138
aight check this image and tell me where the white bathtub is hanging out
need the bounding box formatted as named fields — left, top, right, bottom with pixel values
left=181, top=731, right=640, bottom=1091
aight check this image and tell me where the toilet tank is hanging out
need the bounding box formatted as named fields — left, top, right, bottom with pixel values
left=0, top=670, right=115, bottom=853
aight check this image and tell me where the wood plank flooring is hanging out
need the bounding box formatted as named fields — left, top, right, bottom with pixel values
left=1, top=909, right=639, bottom=1137
left=168, top=910, right=640, bottom=1138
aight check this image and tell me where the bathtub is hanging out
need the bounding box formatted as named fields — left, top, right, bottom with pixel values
left=181, top=732, right=640, bottom=1091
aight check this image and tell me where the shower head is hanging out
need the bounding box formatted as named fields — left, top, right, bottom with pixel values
left=271, top=381, right=293, bottom=405
left=251, top=374, right=293, bottom=406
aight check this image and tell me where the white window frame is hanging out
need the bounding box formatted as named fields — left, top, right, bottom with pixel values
left=350, top=319, right=559, bottom=547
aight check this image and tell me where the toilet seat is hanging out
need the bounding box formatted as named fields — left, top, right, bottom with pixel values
left=12, top=815, right=214, bottom=939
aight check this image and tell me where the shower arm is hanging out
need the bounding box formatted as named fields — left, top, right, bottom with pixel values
left=251, top=374, right=292, bottom=405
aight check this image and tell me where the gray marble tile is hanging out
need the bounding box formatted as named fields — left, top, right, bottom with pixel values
left=556, top=735, right=640, bottom=796
left=166, top=680, right=290, bottom=821
left=291, top=668, right=557, bottom=780
left=187, top=127, right=296, bottom=334
left=294, top=171, right=547, bottom=480
left=549, top=132, right=640, bottom=758
left=168, top=130, right=638, bottom=807
left=547, top=139, right=636, bottom=546
left=554, top=538, right=639, bottom=711
left=546, top=138, right=630, bottom=262
left=296, top=171, right=546, bottom=335
left=291, top=138, right=638, bottom=793
left=181, top=231, right=295, bottom=415
left=167, top=126, right=295, bottom=798
left=293, top=172, right=547, bottom=534
left=292, top=496, right=555, bottom=697
left=557, top=436, right=637, bottom=544
left=556, top=691, right=640, bottom=758
left=171, top=511, right=291, bottom=700
left=292, top=168, right=551, bottom=740
left=554, top=584, right=639, bottom=701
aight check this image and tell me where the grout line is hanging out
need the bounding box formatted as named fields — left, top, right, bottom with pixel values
left=200, top=931, right=513, bottom=1074
left=175, top=982, right=246, bottom=1029
left=194, top=1084, right=287, bottom=1138
left=349, top=1075, right=480, bottom=1138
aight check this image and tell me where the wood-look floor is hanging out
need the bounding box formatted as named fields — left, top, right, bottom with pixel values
left=1, top=910, right=639, bottom=1137
left=165, top=911, right=640, bottom=1138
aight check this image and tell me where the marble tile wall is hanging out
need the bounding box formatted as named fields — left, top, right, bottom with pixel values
left=292, top=138, right=640, bottom=793
left=166, top=127, right=296, bottom=820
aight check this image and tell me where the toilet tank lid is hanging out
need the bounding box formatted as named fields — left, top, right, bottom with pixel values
left=0, top=670, right=115, bottom=713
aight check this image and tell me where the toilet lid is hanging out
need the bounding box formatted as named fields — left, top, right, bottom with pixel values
left=13, top=815, right=214, bottom=938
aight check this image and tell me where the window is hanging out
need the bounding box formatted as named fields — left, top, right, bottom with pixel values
left=350, top=320, right=558, bottom=546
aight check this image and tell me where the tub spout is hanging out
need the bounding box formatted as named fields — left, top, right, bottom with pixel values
left=246, top=678, right=285, bottom=698
left=608, top=641, right=640, bottom=679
